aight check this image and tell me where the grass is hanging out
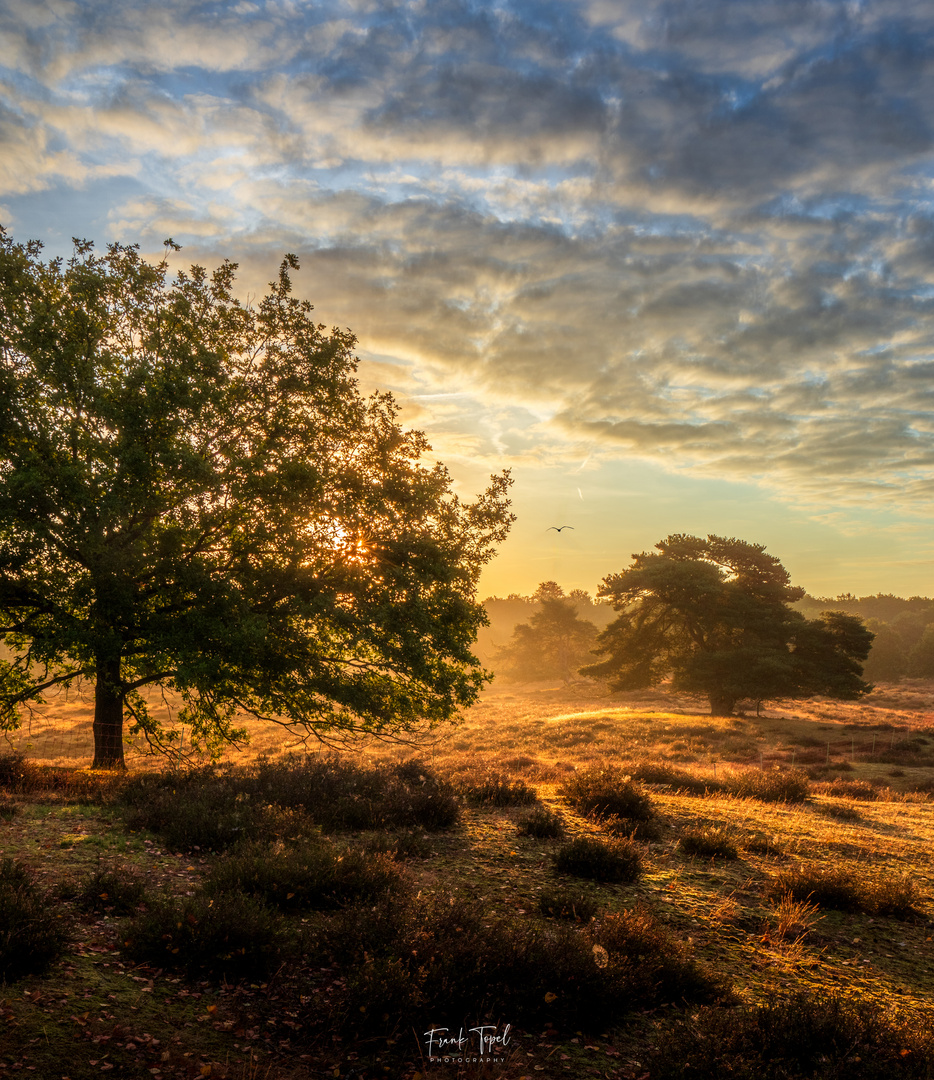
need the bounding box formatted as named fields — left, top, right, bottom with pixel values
left=1, top=682, right=933, bottom=1079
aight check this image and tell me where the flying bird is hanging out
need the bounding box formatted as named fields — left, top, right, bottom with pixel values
left=547, top=525, right=575, bottom=532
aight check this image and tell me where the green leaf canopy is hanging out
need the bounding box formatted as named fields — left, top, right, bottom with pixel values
left=0, top=231, right=513, bottom=766
left=582, top=534, right=873, bottom=716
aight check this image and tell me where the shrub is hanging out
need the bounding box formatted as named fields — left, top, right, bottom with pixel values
left=458, top=770, right=540, bottom=806
left=649, top=992, right=934, bottom=1079
left=592, top=907, right=724, bottom=1007
left=537, top=888, right=599, bottom=922
left=553, top=836, right=643, bottom=883
left=722, top=769, right=809, bottom=803
left=362, top=831, right=433, bottom=860
left=72, top=866, right=147, bottom=915
left=769, top=863, right=921, bottom=919
left=0, top=858, right=70, bottom=981
left=121, top=891, right=282, bottom=979
left=601, top=813, right=664, bottom=842
left=678, top=826, right=739, bottom=860
left=811, top=778, right=881, bottom=801
left=308, top=892, right=721, bottom=1038
left=743, top=832, right=784, bottom=857
left=517, top=806, right=565, bottom=839
left=624, top=762, right=723, bottom=796
left=559, top=766, right=655, bottom=821
left=813, top=800, right=863, bottom=822
left=205, top=839, right=403, bottom=911
left=120, top=767, right=258, bottom=852
left=0, top=751, right=31, bottom=790
left=248, top=755, right=460, bottom=831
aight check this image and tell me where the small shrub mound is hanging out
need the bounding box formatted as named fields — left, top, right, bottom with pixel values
left=813, top=800, right=863, bottom=822
left=119, top=757, right=462, bottom=850
left=72, top=866, right=147, bottom=915
left=553, top=836, right=643, bottom=883
left=120, top=767, right=258, bottom=852
left=744, top=832, right=784, bottom=857
left=624, top=762, right=722, bottom=796
left=248, top=755, right=461, bottom=831
left=517, top=806, right=565, bottom=839
left=722, top=769, right=809, bottom=803
left=308, top=893, right=722, bottom=1037
left=678, top=826, right=739, bottom=860
left=559, top=766, right=655, bottom=822
left=769, top=863, right=921, bottom=920
left=0, top=752, right=32, bottom=791
left=537, top=887, right=599, bottom=922
left=593, top=907, right=724, bottom=1008
left=811, top=778, right=882, bottom=801
left=649, top=991, right=934, bottom=1079
left=0, top=858, right=70, bottom=982
left=121, top=891, right=282, bottom=978
left=457, top=770, right=540, bottom=806
left=205, top=839, right=403, bottom=911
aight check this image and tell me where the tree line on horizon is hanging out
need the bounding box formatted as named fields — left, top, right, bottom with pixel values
left=486, top=583, right=934, bottom=689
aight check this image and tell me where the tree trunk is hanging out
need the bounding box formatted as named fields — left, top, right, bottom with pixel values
left=92, top=656, right=126, bottom=769
left=708, top=691, right=736, bottom=717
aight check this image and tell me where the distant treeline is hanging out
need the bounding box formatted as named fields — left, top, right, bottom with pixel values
left=794, top=593, right=934, bottom=682
left=478, top=587, right=934, bottom=684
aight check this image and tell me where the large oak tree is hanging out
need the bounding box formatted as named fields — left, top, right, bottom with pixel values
left=0, top=231, right=513, bottom=767
left=581, top=534, right=873, bottom=715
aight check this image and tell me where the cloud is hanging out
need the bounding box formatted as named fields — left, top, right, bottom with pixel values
left=2, top=0, right=934, bottom=512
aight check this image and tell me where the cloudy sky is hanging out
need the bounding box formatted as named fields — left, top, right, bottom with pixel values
left=3, top=0, right=934, bottom=599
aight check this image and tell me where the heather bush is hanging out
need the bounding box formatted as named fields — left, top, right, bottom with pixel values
left=722, top=768, right=809, bottom=803
left=769, top=863, right=921, bottom=920
left=0, top=858, right=70, bottom=981
left=121, top=891, right=282, bottom=978
left=559, top=766, right=655, bottom=821
left=649, top=992, right=934, bottom=1079
left=205, top=839, right=403, bottom=911
left=457, top=770, right=540, bottom=806
left=72, top=866, right=147, bottom=915
left=678, top=826, right=740, bottom=860
left=553, top=835, right=643, bottom=882
left=517, top=806, right=566, bottom=838
left=307, top=891, right=721, bottom=1037
left=537, top=887, right=598, bottom=922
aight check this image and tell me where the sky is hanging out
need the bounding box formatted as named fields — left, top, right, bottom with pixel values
left=2, top=0, right=934, bottom=601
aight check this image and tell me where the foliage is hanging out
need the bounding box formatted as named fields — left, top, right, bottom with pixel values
left=559, top=764, right=655, bottom=821
left=517, top=805, right=566, bottom=838
left=862, top=620, right=909, bottom=682
left=649, top=992, right=934, bottom=1079
left=67, top=866, right=148, bottom=915
left=310, top=892, right=719, bottom=1036
left=592, top=907, right=725, bottom=1006
left=537, top=887, right=598, bottom=921
left=494, top=585, right=600, bottom=683
left=583, top=534, right=874, bottom=715
left=120, top=767, right=260, bottom=852
left=678, top=826, right=740, bottom=859
left=0, top=230, right=513, bottom=767
left=456, top=769, right=540, bottom=805
left=204, top=838, right=403, bottom=911
left=907, top=624, right=934, bottom=678
left=0, top=858, right=70, bottom=981
left=769, top=863, right=921, bottom=919
left=120, top=890, right=283, bottom=978
left=552, top=835, right=643, bottom=882
left=722, top=768, right=810, bottom=803
left=119, top=756, right=461, bottom=847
